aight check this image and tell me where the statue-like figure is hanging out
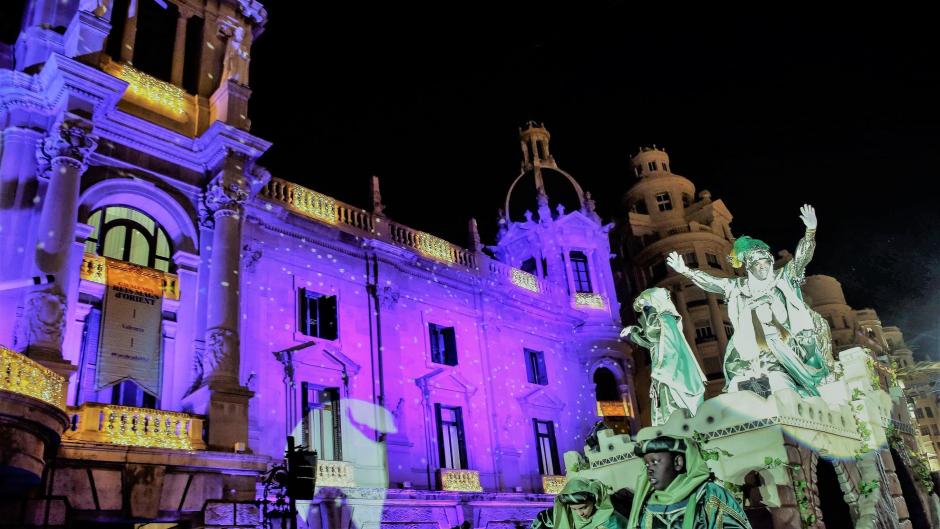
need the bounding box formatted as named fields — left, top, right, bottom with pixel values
left=666, top=204, right=831, bottom=396
left=620, top=288, right=706, bottom=425
left=221, top=25, right=251, bottom=85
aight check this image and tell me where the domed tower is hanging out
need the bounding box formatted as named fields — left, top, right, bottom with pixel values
left=495, top=122, right=636, bottom=433
left=614, top=146, right=736, bottom=408
left=803, top=275, right=858, bottom=354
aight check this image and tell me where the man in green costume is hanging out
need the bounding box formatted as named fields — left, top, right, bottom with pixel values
left=541, top=478, right=630, bottom=529
left=621, top=287, right=706, bottom=425
left=628, top=436, right=751, bottom=529
left=665, top=204, right=832, bottom=396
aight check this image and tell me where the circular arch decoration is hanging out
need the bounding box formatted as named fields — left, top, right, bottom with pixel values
left=503, top=167, right=587, bottom=221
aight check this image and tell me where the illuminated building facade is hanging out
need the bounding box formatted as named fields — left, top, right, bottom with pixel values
left=0, top=2, right=632, bottom=527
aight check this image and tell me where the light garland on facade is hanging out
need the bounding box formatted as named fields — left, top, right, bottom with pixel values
left=117, top=63, right=187, bottom=117
left=288, top=183, right=338, bottom=225
left=0, top=345, right=66, bottom=410
left=439, top=469, right=483, bottom=492
left=80, top=253, right=180, bottom=300
left=541, top=475, right=567, bottom=494
left=101, top=404, right=201, bottom=450
left=574, top=292, right=606, bottom=310
left=417, top=232, right=457, bottom=264
left=510, top=268, right=539, bottom=293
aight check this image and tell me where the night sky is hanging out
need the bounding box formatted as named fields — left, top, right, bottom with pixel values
left=248, top=6, right=940, bottom=360
left=4, top=4, right=935, bottom=358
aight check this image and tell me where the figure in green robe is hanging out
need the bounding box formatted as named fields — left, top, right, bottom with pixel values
left=628, top=436, right=751, bottom=529
left=551, top=478, right=631, bottom=529
left=665, top=204, right=833, bottom=397
left=621, top=288, right=706, bottom=426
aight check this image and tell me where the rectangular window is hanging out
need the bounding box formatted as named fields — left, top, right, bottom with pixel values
left=655, top=192, right=672, bottom=211
left=662, top=163, right=669, bottom=172
left=648, top=260, right=668, bottom=283
left=916, top=408, right=925, bottom=419
left=435, top=404, right=468, bottom=469
left=533, top=419, right=560, bottom=475
left=705, top=253, right=721, bottom=268
left=703, top=356, right=723, bottom=380
left=570, top=251, right=593, bottom=293
left=695, top=322, right=716, bottom=344
left=932, top=424, right=939, bottom=436
left=922, top=427, right=931, bottom=436
left=928, top=407, right=935, bottom=418
left=298, top=288, right=338, bottom=340
left=525, top=349, right=548, bottom=385
left=683, top=252, right=698, bottom=268
left=648, top=161, right=657, bottom=171
left=429, top=323, right=458, bottom=366
left=301, top=383, right=342, bottom=461
left=724, top=323, right=734, bottom=338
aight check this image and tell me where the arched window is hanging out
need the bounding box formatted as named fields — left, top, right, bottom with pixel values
left=84, top=206, right=173, bottom=272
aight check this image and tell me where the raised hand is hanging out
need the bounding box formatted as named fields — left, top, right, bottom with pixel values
left=799, top=204, right=817, bottom=230
left=666, top=251, right=688, bottom=274
left=619, top=325, right=636, bottom=341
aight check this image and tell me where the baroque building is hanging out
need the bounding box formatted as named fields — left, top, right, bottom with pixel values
left=0, top=2, right=632, bottom=527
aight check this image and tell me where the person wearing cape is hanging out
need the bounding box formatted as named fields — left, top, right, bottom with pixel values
left=538, top=478, right=630, bottom=529
left=628, top=436, right=751, bottom=529
left=621, top=287, right=707, bottom=426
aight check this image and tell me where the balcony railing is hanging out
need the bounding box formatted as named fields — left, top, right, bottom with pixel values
left=80, top=253, right=180, bottom=301
left=574, top=292, right=606, bottom=310
left=317, top=460, right=355, bottom=488
left=597, top=400, right=628, bottom=417
left=0, top=345, right=67, bottom=410
left=64, top=402, right=206, bottom=450
left=439, top=468, right=483, bottom=492
left=259, top=178, right=595, bottom=302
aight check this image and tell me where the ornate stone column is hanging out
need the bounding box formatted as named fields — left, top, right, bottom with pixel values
left=170, top=8, right=193, bottom=86
left=189, top=152, right=262, bottom=451
left=18, top=118, right=96, bottom=378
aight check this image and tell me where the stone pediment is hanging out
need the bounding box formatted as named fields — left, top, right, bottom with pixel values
left=517, top=386, right=565, bottom=411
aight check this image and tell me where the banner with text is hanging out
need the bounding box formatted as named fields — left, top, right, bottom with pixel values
left=95, top=260, right=164, bottom=397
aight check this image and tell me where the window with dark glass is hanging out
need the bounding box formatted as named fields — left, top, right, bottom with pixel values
left=705, top=253, right=721, bottom=268
left=724, top=322, right=734, bottom=338
left=525, top=349, right=548, bottom=385
left=85, top=206, right=173, bottom=272
left=521, top=257, right=537, bottom=275
left=655, top=193, right=672, bottom=211
left=648, top=260, right=668, bottom=283
left=298, top=289, right=338, bottom=340
left=302, top=383, right=341, bottom=461
left=662, top=162, right=669, bottom=172
left=111, top=380, right=158, bottom=409
left=928, top=407, right=935, bottom=418
left=435, top=404, right=468, bottom=469
left=683, top=252, right=698, bottom=268
left=648, top=161, right=657, bottom=171
left=429, top=323, right=458, bottom=366
left=695, top=322, right=716, bottom=344
left=569, top=251, right=592, bottom=293
left=533, top=419, right=560, bottom=475
left=632, top=200, right=649, bottom=214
